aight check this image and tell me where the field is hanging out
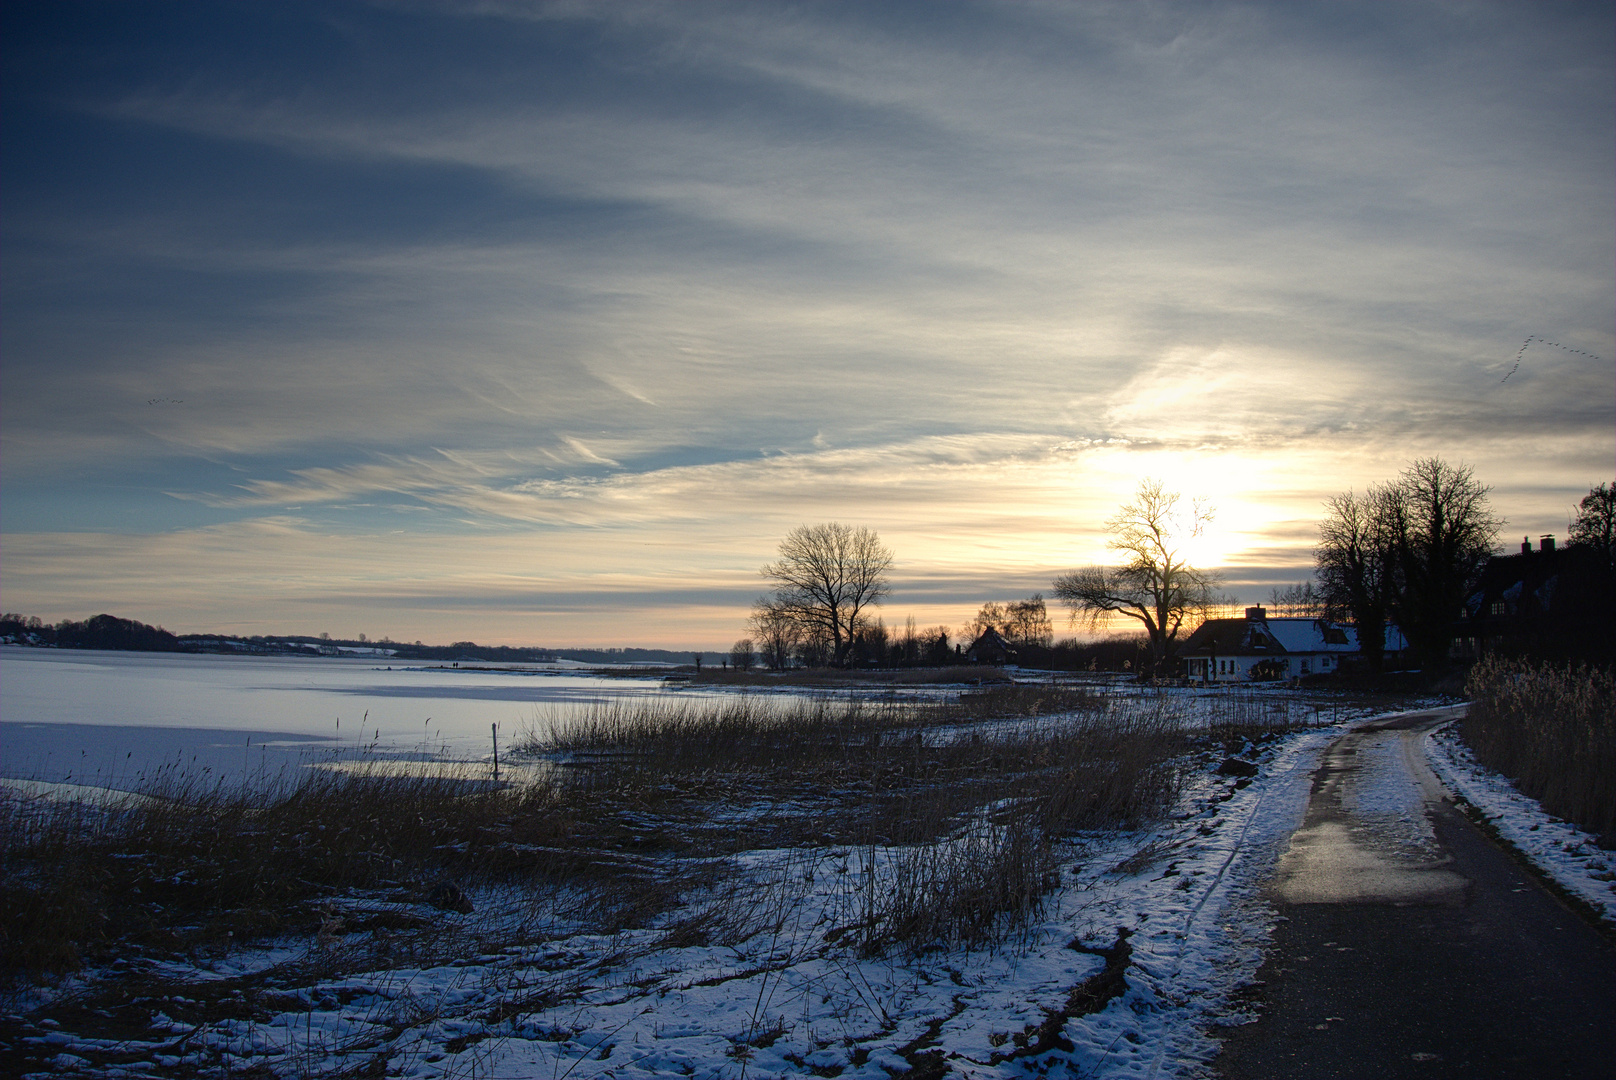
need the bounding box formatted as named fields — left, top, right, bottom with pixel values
left=1, top=683, right=1369, bottom=1079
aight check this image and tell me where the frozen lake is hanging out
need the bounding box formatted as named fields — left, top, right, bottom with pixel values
left=0, top=647, right=716, bottom=791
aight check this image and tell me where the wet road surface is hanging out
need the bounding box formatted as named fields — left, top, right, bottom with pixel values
left=1216, top=708, right=1616, bottom=1079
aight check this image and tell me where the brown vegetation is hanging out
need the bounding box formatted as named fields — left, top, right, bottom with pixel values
left=3, top=687, right=1324, bottom=988
left=1462, top=655, right=1615, bottom=845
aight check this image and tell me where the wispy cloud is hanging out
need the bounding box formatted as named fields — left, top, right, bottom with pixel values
left=2, top=0, right=1609, bottom=643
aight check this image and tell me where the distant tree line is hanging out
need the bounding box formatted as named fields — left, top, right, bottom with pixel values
left=0, top=614, right=702, bottom=666
left=742, top=466, right=1609, bottom=680
left=1, top=613, right=182, bottom=652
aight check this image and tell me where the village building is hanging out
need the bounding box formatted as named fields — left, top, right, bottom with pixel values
left=1181, top=605, right=1404, bottom=683
left=964, top=627, right=1018, bottom=665
left=1454, top=534, right=1615, bottom=662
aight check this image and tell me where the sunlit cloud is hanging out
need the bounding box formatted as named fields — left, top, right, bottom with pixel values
left=2, top=0, right=1610, bottom=646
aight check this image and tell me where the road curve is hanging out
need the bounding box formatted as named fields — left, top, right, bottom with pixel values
left=1215, top=707, right=1616, bottom=1079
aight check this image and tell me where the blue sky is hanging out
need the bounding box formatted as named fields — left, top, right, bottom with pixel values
left=3, top=0, right=1612, bottom=648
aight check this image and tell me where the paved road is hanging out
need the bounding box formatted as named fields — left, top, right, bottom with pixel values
left=1216, top=708, right=1616, bottom=1079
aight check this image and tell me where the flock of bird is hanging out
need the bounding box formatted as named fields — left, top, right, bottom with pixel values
left=1499, top=335, right=1606, bottom=385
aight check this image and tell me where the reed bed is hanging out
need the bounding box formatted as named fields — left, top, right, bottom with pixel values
left=524, top=692, right=1191, bottom=955
left=0, top=761, right=572, bottom=978
left=848, top=820, right=1056, bottom=957
left=1462, top=655, right=1616, bottom=845
left=525, top=693, right=929, bottom=777
left=4, top=686, right=1312, bottom=982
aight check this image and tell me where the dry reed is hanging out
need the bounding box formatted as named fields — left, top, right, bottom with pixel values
left=1462, top=655, right=1615, bottom=844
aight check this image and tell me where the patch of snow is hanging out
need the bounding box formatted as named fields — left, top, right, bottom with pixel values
left=1424, top=723, right=1616, bottom=926
left=229, top=725, right=1342, bottom=1079
left=1338, top=730, right=1442, bottom=858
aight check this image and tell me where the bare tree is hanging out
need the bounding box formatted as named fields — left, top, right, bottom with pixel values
left=793, top=626, right=834, bottom=669
left=1052, top=479, right=1218, bottom=678
left=1267, top=582, right=1325, bottom=619
left=1386, top=457, right=1502, bottom=671
left=965, top=595, right=1052, bottom=648
left=760, top=523, right=893, bottom=666
left=748, top=599, right=801, bottom=671
left=1568, top=480, right=1616, bottom=563
left=1003, top=594, right=1053, bottom=647
left=729, top=638, right=755, bottom=671
left=1315, top=486, right=1400, bottom=672
left=898, top=615, right=920, bottom=665
left=853, top=616, right=889, bottom=666
left=965, top=601, right=1008, bottom=642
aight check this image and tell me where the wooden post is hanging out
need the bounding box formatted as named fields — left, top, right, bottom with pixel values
left=491, top=723, right=499, bottom=783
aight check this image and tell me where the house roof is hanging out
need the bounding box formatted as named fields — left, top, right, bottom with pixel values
left=966, top=628, right=1016, bottom=656
left=1265, top=618, right=1358, bottom=654
left=1179, top=618, right=1283, bottom=656
left=1180, top=613, right=1405, bottom=657
left=1464, top=544, right=1607, bottom=620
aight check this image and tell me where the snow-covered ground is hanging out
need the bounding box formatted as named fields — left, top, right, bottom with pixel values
left=1424, top=722, right=1616, bottom=927
left=24, top=695, right=1610, bottom=1080
left=7, top=715, right=1351, bottom=1080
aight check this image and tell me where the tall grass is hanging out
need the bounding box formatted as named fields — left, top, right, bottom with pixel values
left=849, top=821, right=1056, bottom=957
left=3, top=687, right=1291, bottom=981
left=527, top=693, right=1189, bottom=954
left=525, top=695, right=1185, bottom=833
left=0, top=762, right=571, bottom=978
left=526, top=694, right=926, bottom=777
left=1462, top=655, right=1616, bottom=845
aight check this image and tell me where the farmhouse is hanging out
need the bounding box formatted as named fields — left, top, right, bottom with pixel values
left=965, top=627, right=1018, bottom=665
left=1181, top=605, right=1399, bottom=683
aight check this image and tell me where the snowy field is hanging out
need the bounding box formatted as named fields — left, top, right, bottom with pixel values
left=10, top=690, right=1611, bottom=1080
left=3, top=687, right=1355, bottom=1080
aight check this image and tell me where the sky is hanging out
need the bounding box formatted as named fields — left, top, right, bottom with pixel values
left=2, top=0, right=1612, bottom=650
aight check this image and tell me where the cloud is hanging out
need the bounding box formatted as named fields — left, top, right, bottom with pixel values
left=1, top=0, right=1610, bottom=644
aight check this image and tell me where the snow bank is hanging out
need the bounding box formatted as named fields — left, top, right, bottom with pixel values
left=1425, top=723, right=1616, bottom=927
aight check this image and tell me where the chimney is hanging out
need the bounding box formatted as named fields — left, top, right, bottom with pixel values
left=1245, top=606, right=1266, bottom=621
left=1540, top=534, right=1555, bottom=553
left=1521, top=536, right=1532, bottom=555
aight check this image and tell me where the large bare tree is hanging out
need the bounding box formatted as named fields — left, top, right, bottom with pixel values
left=1386, top=457, right=1502, bottom=671
left=1052, top=479, right=1218, bottom=678
left=760, top=523, right=893, bottom=666
left=1315, top=485, right=1401, bottom=672
left=1317, top=459, right=1501, bottom=672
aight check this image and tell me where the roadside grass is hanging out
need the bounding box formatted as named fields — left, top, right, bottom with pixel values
left=1461, top=655, right=1616, bottom=846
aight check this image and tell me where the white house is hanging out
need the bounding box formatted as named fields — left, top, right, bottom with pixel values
left=1181, top=606, right=1404, bottom=683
